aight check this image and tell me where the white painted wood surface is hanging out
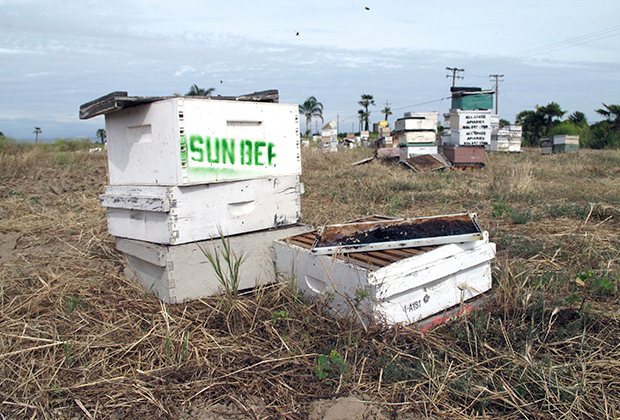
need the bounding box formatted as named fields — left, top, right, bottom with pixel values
left=445, top=110, right=492, bottom=146
left=399, top=145, right=439, bottom=160
left=274, top=236, right=495, bottom=325
left=117, top=224, right=314, bottom=303
left=396, top=131, right=437, bottom=144
left=508, top=140, right=522, bottom=152
left=105, top=98, right=301, bottom=186
left=102, top=175, right=302, bottom=245
left=553, top=135, right=579, bottom=145
left=395, top=118, right=437, bottom=132
left=403, top=111, right=439, bottom=123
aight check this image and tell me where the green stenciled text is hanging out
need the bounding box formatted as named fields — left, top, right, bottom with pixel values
left=189, top=135, right=277, bottom=167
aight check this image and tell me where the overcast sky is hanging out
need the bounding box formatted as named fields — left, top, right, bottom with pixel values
left=1, top=0, right=619, bottom=141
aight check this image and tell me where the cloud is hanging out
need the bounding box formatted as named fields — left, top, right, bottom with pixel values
left=25, top=71, right=50, bottom=77
left=174, top=66, right=195, bottom=77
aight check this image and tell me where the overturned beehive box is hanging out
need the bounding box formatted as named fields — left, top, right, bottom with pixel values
left=274, top=215, right=495, bottom=326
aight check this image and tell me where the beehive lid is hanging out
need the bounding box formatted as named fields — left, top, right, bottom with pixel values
left=311, top=213, right=485, bottom=255
left=79, top=90, right=279, bottom=119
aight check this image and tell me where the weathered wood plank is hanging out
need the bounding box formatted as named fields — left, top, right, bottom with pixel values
left=103, top=176, right=301, bottom=245
left=79, top=90, right=280, bottom=119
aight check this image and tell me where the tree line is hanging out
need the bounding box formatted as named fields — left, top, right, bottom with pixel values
left=517, top=102, right=620, bottom=149
left=299, top=94, right=393, bottom=136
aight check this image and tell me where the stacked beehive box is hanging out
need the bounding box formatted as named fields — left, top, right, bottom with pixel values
left=440, top=87, right=494, bottom=166
left=79, top=91, right=312, bottom=303
left=552, top=135, right=579, bottom=153
left=377, top=121, right=392, bottom=147
left=395, top=112, right=439, bottom=158
left=487, top=124, right=523, bottom=152
left=321, top=120, right=338, bottom=152
left=541, top=138, right=554, bottom=155
left=540, top=135, right=579, bottom=155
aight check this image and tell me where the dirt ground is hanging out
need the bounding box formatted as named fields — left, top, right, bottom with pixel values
left=0, top=150, right=433, bottom=419
left=1, top=146, right=619, bottom=420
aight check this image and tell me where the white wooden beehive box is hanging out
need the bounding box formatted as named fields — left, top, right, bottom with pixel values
left=101, top=175, right=302, bottom=245
left=396, top=131, right=437, bottom=144
left=394, top=118, right=437, bottom=132
left=117, top=224, right=313, bottom=303
left=273, top=221, right=495, bottom=326
left=103, top=97, right=301, bottom=186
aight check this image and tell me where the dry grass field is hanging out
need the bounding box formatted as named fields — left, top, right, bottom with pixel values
left=0, top=142, right=619, bottom=419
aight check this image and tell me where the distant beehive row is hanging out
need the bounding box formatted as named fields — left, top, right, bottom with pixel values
left=80, top=91, right=311, bottom=303
left=391, top=87, right=523, bottom=167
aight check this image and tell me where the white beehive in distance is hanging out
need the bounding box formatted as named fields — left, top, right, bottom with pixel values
left=444, top=110, right=492, bottom=146
left=394, top=118, right=438, bottom=132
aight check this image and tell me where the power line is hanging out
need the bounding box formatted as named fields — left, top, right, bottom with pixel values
left=334, top=96, right=450, bottom=126
left=392, top=97, right=452, bottom=111
left=467, top=25, right=620, bottom=70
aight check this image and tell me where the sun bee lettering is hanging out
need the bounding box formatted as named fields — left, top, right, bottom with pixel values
left=188, top=135, right=277, bottom=167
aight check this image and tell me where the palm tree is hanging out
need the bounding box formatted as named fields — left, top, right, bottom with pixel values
left=516, top=110, right=545, bottom=146
left=381, top=106, right=392, bottom=124
left=299, top=96, right=324, bottom=135
left=33, top=127, right=42, bottom=143
left=96, top=129, right=107, bottom=144
left=358, top=94, right=375, bottom=131
left=595, top=103, right=620, bottom=133
left=357, top=110, right=368, bottom=133
left=536, top=102, right=566, bottom=135
left=185, top=84, right=216, bottom=96
left=568, top=111, right=588, bottom=127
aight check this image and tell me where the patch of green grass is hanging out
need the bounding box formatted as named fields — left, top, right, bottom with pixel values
left=65, top=295, right=82, bottom=318
left=492, top=197, right=536, bottom=224
left=542, top=203, right=590, bottom=219
left=315, top=350, right=347, bottom=386
left=199, top=230, right=247, bottom=299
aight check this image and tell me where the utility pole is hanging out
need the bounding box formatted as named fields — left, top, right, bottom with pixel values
left=337, top=114, right=340, bottom=137
left=446, top=67, right=464, bottom=87
left=489, top=74, right=504, bottom=115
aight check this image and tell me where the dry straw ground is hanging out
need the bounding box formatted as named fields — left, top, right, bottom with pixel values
left=0, top=143, right=619, bottom=419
